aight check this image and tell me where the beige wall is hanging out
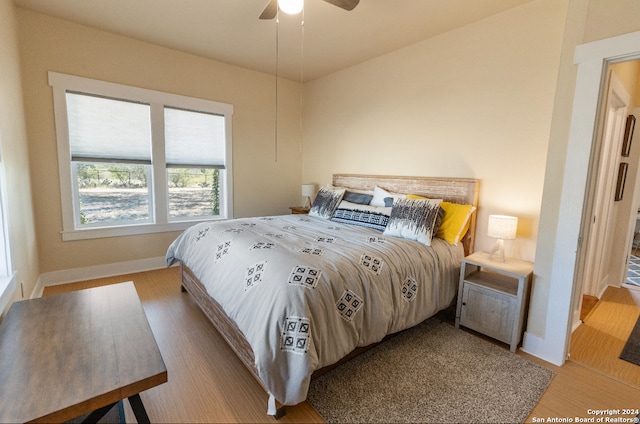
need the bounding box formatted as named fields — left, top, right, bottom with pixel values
left=302, top=0, right=568, bottom=262
left=583, top=0, right=640, bottom=44
left=16, top=8, right=303, bottom=274
left=0, top=0, right=40, bottom=311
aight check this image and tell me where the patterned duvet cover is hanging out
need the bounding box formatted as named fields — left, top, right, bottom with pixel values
left=166, top=214, right=463, bottom=406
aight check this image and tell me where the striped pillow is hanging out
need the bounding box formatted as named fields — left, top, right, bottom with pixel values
left=331, top=200, right=392, bottom=231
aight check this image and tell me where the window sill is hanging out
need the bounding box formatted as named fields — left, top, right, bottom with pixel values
left=0, top=272, right=17, bottom=314
left=61, top=218, right=226, bottom=241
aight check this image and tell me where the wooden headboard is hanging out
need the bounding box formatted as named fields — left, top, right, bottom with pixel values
left=332, top=174, right=479, bottom=255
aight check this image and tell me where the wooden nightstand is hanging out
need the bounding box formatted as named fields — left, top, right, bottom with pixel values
left=289, top=206, right=310, bottom=215
left=455, top=251, right=533, bottom=352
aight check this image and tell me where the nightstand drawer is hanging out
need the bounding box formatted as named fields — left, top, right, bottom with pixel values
left=459, top=283, right=516, bottom=344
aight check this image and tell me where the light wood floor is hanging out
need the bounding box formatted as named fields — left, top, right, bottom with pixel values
left=43, top=268, right=640, bottom=423
left=569, top=285, right=640, bottom=386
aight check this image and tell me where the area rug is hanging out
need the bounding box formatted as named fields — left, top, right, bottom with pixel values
left=307, top=318, right=554, bottom=423
left=620, top=315, right=640, bottom=366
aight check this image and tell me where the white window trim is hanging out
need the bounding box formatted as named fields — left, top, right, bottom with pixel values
left=48, top=72, right=234, bottom=241
left=0, top=135, right=16, bottom=312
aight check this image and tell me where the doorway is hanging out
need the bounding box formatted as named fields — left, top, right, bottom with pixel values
left=576, top=62, right=640, bottom=305
left=579, top=69, right=630, bottom=293
left=573, top=66, right=638, bottom=330
left=569, top=59, right=640, bottom=383
left=537, top=30, right=640, bottom=368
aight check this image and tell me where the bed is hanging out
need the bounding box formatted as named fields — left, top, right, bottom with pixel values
left=166, top=174, right=479, bottom=417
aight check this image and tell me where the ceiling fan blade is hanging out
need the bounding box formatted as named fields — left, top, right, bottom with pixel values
left=259, top=0, right=278, bottom=19
left=322, top=0, right=360, bottom=11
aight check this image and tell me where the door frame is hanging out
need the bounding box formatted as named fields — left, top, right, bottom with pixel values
left=535, top=31, right=640, bottom=366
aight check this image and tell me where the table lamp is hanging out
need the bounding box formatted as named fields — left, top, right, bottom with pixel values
left=488, top=215, right=518, bottom=262
left=301, top=183, right=315, bottom=209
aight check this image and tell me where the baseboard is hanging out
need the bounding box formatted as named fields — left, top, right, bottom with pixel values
left=571, top=306, right=582, bottom=333
left=597, top=283, right=612, bottom=299
left=521, top=330, right=565, bottom=366
left=33, top=256, right=167, bottom=298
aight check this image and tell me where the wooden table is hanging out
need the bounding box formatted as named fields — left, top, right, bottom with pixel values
left=0, top=281, right=167, bottom=423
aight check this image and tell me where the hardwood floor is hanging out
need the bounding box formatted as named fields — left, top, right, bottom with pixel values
left=43, top=268, right=640, bottom=423
left=569, top=285, right=640, bottom=387
left=580, top=294, right=599, bottom=321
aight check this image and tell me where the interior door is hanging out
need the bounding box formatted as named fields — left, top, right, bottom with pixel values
left=573, top=70, right=630, bottom=328
left=586, top=103, right=626, bottom=295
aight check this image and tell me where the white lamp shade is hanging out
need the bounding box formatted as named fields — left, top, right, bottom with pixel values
left=487, top=215, right=518, bottom=240
left=278, top=0, right=304, bottom=14
left=301, top=183, right=315, bottom=197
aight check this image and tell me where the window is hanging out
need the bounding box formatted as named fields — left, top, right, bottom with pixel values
left=67, top=92, right=153, bottom=227
left=164, top=107, right=226, bottom=220
left=49, top=72, right=233, bottom=240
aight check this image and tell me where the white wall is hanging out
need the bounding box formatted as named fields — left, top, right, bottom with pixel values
left=604, top=62, right=640, bottom=289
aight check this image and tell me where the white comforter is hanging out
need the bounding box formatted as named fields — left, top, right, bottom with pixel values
left=166, top=214, right=463, bottom=406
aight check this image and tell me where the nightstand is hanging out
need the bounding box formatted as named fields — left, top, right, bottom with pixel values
left=289, top=206, right=310, bottom=215
left=455, top=251, right=534, bottom=352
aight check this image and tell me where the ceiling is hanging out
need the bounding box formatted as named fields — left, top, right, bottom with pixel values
left=13, top=0, right=534, bottom=82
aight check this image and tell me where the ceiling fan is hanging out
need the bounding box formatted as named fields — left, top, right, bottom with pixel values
left=259, top=0, right=360, bottom=19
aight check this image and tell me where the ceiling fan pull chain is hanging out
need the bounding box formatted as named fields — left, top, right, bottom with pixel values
left=274, top=12, right=279, bottom=162
left=299, top=8, right=305, bottom=153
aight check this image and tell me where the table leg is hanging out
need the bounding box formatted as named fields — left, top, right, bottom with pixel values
left=81, top=401, right=117, bottom=423
left=128, top=394, right=150, bottom=424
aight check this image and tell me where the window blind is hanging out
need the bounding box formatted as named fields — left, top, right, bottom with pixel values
left=66, top=92, right=152, bottom=164
left=164, top=107, right=226, bottom=169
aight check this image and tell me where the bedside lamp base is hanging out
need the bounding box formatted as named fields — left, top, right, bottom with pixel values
left=489, top=239, right=506, bottom=262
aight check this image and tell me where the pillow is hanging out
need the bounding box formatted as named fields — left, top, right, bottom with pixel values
left=383, top=198, right=443, bottom=246
left=436, top=202, right=476, bottom=245
left=370, top=186, right=406, bottom=207
left=330, top=186, right=373, bottom=196
left=405, top=194, right=444, bottom=233
left=331, top=200, right=392, bottom=231
left=343, top=190, right=374, bottom=205
left=309, top=186, right=345, bottom=219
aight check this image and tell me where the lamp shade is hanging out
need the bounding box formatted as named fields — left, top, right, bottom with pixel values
left=301, top=183, right=315, bottom=197
left=487, top=215, right=518, bottom=240
left=278, top=0, right=304, bottom=14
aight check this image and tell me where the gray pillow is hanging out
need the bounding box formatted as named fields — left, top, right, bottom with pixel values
left=343, top=190, right=373, bottom=205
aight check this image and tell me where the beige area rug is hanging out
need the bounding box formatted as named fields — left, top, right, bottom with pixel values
left=307, top=318, right=554, bottom=423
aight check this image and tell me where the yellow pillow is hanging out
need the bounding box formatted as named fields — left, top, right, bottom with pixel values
left=406, top=194, right=427, bottom=200
left=436, top=202, right=476, bottom=245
